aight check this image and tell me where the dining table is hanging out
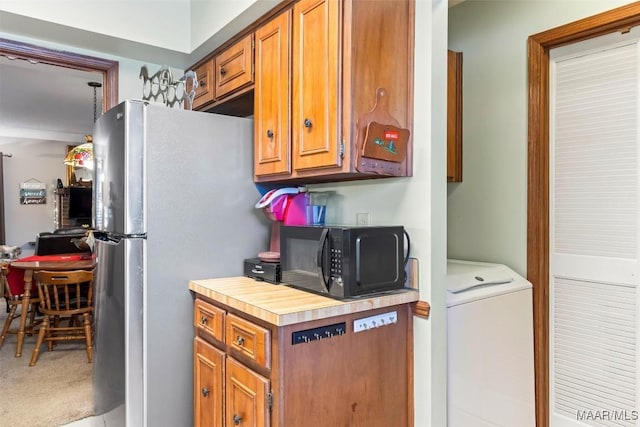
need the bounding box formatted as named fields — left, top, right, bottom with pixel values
left=8, top=254, right=96, bottom=357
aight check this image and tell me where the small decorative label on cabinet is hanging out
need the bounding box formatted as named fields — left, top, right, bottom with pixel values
left=361, top=122, right=409, bottom=163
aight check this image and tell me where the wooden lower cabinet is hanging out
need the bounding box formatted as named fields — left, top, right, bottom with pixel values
left=226, top=357, right=270, bottom=427
left=193, top=298, right=413, bottom=427
left=194, top=337, right=224, bottom=427
left=194, top=336, right=270, bottom=427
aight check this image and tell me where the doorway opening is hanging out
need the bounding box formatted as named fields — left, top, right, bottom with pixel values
left=0, top=38, right=118, bottom=243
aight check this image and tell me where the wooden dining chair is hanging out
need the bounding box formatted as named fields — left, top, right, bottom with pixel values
left=0, top=263, right=41, bottom=350
left=29, top=269, right=94, bottom=366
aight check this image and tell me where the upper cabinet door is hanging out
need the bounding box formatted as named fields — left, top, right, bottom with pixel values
left=447, top=49, right=463, bottom=182
left=292, top=0, right=341, bottom=172
left=189, top=60, right=214, bottom=110
left=215, top=34, right=254, bottom=100
left=254, top=10, right=292, bottom=178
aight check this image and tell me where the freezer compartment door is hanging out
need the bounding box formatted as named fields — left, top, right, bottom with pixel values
left=92, top=236, right=144, bottom=427
left=93, top=100, right=145, bottom=234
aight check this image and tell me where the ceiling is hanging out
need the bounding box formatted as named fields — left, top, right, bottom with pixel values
left=0, top=54, right=103, bottom=146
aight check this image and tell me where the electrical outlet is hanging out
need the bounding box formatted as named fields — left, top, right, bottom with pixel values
left=356, top=212, right=370, bottom=225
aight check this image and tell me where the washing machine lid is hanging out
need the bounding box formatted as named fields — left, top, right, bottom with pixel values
left=447, top=259, right=532, bottom=307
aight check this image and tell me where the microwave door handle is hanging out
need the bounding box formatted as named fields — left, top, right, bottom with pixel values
left=316, top=228, right=330, bottom=292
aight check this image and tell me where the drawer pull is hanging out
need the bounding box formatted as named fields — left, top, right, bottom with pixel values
left=234, top=336, right=245, bottom=346
left=304, top=118, right=312, bottom=128
left=198, top=80, right=205, bottom=87
left=266, top=129, right=274, bottom=139
left=201, top=387, right=210, bottom=397
left=220, top=67, right=227, bottom=77
left=200, top=316, right=208, bottom=325
left=233, top=414, right=242, bottom=425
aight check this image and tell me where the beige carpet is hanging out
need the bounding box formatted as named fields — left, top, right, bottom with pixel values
left=0, top=307, right=94, bottom=427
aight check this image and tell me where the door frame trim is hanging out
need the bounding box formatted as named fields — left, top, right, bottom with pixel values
left=0, top=37, right=119, bottom=112
left=527, top=3, right=640, bottom=426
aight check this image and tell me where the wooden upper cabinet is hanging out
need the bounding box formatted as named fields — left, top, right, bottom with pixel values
left=254, top=0, right=414, bottom=183
left=188, top=0, right=414, bottom=184
left=447, top=49, right=463, bottom=182
left=254, top=10, right=292, bottom=177
left=215, top=34, right=254, bottom=100
left=291, top=0, right=341, bottom=173
left=189, top=60, right=214, bottom=110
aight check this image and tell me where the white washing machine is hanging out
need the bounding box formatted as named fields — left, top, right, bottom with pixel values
left=447, top=259, right=536, bottom=427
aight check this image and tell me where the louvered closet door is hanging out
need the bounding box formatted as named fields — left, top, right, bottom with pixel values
left=550, top=31, right=640, bottom=427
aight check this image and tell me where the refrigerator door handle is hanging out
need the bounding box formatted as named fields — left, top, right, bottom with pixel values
left=93, top=231, right=147, bottom=244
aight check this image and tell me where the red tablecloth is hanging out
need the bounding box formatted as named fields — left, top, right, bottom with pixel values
left=5, top=254, right=90, bottom=296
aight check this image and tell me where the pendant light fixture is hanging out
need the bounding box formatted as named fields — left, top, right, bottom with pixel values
left=64, top=81, right=102, bottom=170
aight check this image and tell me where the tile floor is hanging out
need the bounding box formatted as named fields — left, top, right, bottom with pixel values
left=61, top=405, right=124, bottom=427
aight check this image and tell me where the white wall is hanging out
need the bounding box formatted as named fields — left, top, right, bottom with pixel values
left=0, top=0, right=192, bottom=52
left=447, top=0, right=634, bottom=277
left=0, top=0, right=278, bottom=65
left=3, top=140, right=68, bottom=245
left=191, top=0, right=273, bottom=47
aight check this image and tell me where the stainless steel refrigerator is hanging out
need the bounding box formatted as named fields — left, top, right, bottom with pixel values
left=91, top=100, right=268, bottom=427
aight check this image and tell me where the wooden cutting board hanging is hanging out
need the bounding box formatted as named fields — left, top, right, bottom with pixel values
left=355, top=87, right=411, bottom=175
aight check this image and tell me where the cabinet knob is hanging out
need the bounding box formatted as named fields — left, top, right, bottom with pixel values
left=303, top=118, right=312, bottom=128
left=201, top=387, right=210, bottom=397
left=266, top=129, right=274, bottom=139
left=198, top=80, right=205, bottom=87
left=234, top=336, right=245, bottom=346
left=200, top=316, right=208, bottom=325
left=233, top=414, right=243, bottom=425
left=220, top=67, right=226, bottom=77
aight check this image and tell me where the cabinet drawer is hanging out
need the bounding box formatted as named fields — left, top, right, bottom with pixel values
left=194, top=299, right=225, bottom=342
left=215, top=34, right=254, bottom=99
left=190, top=60, right=214, bottom=110
left=226, top=313, right=271, bottom=369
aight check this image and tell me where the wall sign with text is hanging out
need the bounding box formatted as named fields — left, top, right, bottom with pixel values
left=20, top=180, right=47, bottom=205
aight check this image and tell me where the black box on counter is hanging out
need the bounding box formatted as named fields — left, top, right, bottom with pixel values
left=244, top=258, right=281, bottom=284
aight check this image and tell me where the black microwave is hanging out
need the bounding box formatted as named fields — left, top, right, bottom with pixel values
left=280, top=225, right=408, bottom=299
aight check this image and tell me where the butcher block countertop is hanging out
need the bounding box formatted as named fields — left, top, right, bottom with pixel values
left=189, top=276, right=419, bottom=326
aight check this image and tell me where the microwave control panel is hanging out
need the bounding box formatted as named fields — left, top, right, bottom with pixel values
left=329, top=233, right=344, bottom=288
